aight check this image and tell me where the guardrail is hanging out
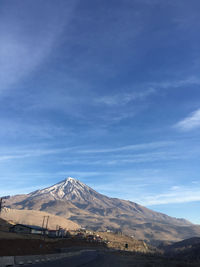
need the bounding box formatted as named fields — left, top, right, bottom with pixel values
left=0, top=250, right=83, bottom=266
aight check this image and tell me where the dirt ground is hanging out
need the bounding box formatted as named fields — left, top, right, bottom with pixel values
left=0, top=236, right=106, bottom=256
left=0, top=235, right=200, bottom=266
left=0, top=220, right=199, bottom=267
left=96, top=231, right=150, bottom=253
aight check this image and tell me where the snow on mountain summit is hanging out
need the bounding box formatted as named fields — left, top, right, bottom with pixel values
left=29, top=177, right=99, bottom=201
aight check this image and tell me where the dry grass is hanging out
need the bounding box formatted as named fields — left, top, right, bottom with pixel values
left=1, top=208, right=79, bottom=230
left=96, top=231, right=150, bottom=253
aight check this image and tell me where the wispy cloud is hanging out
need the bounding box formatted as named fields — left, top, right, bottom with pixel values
left=0, top=1, right=76, bottom=92
left=61, top=151, right=185, bottom=166
left=1, top=138, right=198, bottom=166
left=0, top=147, right=76, bottom=162
left=175, top=108, right=200, bottom=131
left=0, top=141, right=172, bottom=163
left=0, top=119, right=72, bottom=139
left=150, top=76, right=200, bottom=90
left=95, top=89, right=155, bottom=106
left=79, top=141, right=173, bottom=154
left=106, top=151, right=184, bottom=165
left=143, top=185, right=200, bottom=205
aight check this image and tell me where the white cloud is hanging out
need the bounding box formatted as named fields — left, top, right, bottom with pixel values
left=96, top=88, right=155, bottom=106
left=0, top=147, right=76, bottom=162
left=141, top=186, right=200, bottom=205
left=79, top=141, right=173, bottom=154
left=0, top=141, right=172, bottom=163
left=0, top=1, right=75, bottom=92
left=151, top=76, right=200, bottom=89
left=93, top=76, right=200, bottom=112
left=106, top=151, right=183, bottom=165
left=175, top=109, right=200, bottom=131
left=0, top=119, right=71, bottom=139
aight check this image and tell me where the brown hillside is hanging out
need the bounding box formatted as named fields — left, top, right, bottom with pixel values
left=1, top=208, right=80, bottom=230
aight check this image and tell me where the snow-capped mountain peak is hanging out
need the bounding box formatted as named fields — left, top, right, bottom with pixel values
left=29, top=177, right=97, bottom=201
left=65, top=177, right=76, bottom=182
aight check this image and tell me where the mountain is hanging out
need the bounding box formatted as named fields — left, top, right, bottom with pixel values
left=160, top=237, right=200, bottom=263
left=5, top=177, right=200, bottom=243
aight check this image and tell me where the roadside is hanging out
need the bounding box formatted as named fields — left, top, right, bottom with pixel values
left=0, top=237, right=105, bottom=256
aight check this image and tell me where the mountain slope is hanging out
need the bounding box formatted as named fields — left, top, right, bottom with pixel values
left=1, top=207, right=79, bottom=230
left=5, top=177, right=200, bottom=243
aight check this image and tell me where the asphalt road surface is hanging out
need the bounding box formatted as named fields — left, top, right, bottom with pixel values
left=23, top=250, right=99, bottom=267
left=19, top=250, right=193, bottom=267
left=22, top=250, right=142, bottom=267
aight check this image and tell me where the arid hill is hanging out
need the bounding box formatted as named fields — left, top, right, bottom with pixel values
left=1, top=208, right=79, bottom=230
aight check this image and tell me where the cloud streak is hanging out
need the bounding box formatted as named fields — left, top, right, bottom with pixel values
left=79, top=141, right=173, bottom=154
left=0, top=147, right=76, bottom=162
left=143, top=185, right=200, bottom=205
left=175, top=108, right=200, bottom=131
left=0, top=140, right=176, bottom=164
left=95, top=89, right=155, bottom=106
left=0, top=1, right=75, bottom=92
left=150, top=76, right=200, bottom=90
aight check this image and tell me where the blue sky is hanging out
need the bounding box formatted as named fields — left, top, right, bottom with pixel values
left=1, top=0, right=200, bottom=223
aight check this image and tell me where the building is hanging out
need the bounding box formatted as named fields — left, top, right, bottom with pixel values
left=48, top=230, right=58, bottom=238
left=9, top=224, right=47, bottom=235
left=48, top=228, right=70, bottom=238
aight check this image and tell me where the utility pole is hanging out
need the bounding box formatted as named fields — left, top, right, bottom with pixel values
left=0, top=198, right=3, bottom=214
left=42, top=216, right=49, bottom=240
left=0, top=197, right=7, bottom=216
left=56, top=224, right=60, bottom=238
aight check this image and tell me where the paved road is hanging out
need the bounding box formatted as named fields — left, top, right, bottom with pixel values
left=20, top=249, right=200, bottom=267
left=22, top=250, right=140, bottom=267
left=23, top=250, right=99, bottom=267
